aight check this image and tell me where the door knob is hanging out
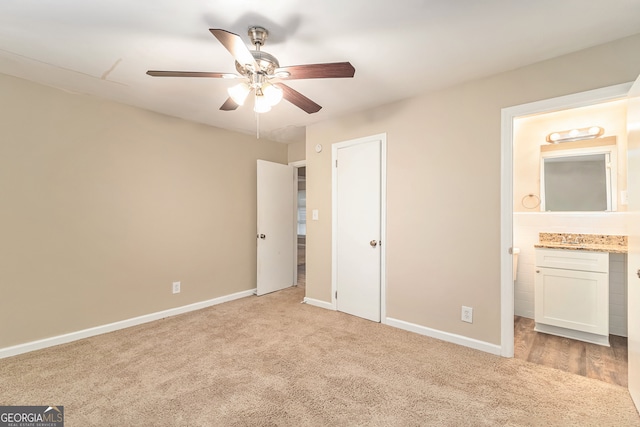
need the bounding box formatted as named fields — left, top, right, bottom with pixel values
left=370, top=240, right=378, bottom=247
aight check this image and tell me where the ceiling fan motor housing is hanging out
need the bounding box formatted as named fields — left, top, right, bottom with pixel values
left=248, top=26, right=268, bottom=46
left=235, top=51, right=280, bottom=76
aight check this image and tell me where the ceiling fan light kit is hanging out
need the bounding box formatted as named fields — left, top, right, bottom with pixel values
left=254, top=88, right=272, bottom=113
left=146, top=25, right=356, bottom=117
left=227, top=82, right=251, bottom=105
left=263, top=83, right=283, bottom=105
left=227, top=77, right=284, bottom=112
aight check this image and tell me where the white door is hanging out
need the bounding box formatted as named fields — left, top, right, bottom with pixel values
left=256, top=160, right=295, bottom=296
left=627, top=73, right=640, bottom=409
left=333, top=135, right=385, bottom=322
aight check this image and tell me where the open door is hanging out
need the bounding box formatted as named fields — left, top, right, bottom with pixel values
left=256, top=160, right=295, bottom=296
left=627, top=74, right=640, bottom=410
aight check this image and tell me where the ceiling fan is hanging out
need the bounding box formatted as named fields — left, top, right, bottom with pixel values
left=147, top=26, right=356, bottom=114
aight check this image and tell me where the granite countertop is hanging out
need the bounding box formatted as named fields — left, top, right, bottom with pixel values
left=534, top=233, right=628, bottom=254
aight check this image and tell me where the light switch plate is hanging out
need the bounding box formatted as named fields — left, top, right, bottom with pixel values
left=312, top=209, right=319, bottom=220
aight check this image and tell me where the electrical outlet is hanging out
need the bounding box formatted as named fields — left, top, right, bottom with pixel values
left=621, top=190, right=628, bottom=205
left=172, top=281, right=181, bottom=294
left=461, top=306, right=473, bottom=323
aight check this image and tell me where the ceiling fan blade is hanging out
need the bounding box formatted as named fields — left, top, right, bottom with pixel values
left=146, top=71, right=236, bottom=78
left=220, top=97, right=239, bottom=111
left=210, top=29, right=258, bottom=69
left=276, top=62, right=355, bottom=80
left=279, top=83, right=322, bottom=114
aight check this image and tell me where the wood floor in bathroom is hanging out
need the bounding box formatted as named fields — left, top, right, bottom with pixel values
left=296, top=236, right=305, bottom=287
left=514, top=316, right=628, bottom=387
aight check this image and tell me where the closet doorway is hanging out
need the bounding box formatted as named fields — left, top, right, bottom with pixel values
left=292, top=162, right=306, bottom=288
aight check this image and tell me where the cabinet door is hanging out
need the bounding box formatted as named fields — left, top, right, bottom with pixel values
left=534, top=267, right=609, bottom=335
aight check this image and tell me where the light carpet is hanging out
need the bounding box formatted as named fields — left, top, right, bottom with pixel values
left=1, top=285, right=638, bottom=426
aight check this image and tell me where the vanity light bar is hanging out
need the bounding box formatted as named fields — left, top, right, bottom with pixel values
left=546, top=126, right=604, bottom=143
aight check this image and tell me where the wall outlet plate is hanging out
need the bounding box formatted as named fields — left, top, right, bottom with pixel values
left=172, top=281, right=181, bottom=294
left=461, top=306, right=473, bottom=323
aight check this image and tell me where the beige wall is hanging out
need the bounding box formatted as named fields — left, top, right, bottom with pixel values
left=306, top=34, right=640, bottom=345
left=513, top=100, right=628, bottom=212
left=0, top=74, right=287, bottom=348
left=287, top=141, right=306, bottom=163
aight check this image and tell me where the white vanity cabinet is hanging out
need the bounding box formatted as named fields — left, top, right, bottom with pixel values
left=534, top=248, right=609, bottom=346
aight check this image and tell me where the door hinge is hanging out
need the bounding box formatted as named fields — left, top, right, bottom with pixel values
left=335, top=290, right=337, bottom=299
left=335, top=159, right=338, bottom=168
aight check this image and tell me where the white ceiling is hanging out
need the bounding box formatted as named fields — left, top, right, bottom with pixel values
left=1, top=1, right=640, bottom=143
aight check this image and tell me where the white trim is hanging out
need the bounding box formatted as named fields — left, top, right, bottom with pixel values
left=386, top=317, right=502, bottom=356
left=500, top=82, right=633, bottom=358
left=331, top=133, right=387, bottom=322
left=380, top=137, right=388, bottom=324
left=288, top=160, right=306, bottom=168
left=500, top=106, right=515, bottom=357
left=302, top=297, right=336, bottom=311
left=0, top=288, right=256, bottom=359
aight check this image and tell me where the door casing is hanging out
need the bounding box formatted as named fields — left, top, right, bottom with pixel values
left=624, top=74, right=640, bottom=409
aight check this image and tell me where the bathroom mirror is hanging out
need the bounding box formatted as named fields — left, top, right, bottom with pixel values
left=540, top=146, right=616, bottom=212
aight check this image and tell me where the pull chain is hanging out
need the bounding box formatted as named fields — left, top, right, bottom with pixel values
left=256, top=109, right=260, bottom=139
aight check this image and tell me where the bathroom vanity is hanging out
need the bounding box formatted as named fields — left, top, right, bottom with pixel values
left=534, top=233, right=627, bottom=346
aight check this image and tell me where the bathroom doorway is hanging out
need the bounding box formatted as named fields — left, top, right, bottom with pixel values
left=504, top=84, right=632, bottom=386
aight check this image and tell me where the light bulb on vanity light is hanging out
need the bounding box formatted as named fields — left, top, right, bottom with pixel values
left=588, top=126, right=602, bottom=136
left=548, top=132, right=561, bottom=142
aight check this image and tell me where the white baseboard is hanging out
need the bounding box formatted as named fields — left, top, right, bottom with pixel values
left=0, top=288, right=256, bottom=359
left=302, top=297, right=335, bottom=311
left=386, top=317, right=502, bottom=356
